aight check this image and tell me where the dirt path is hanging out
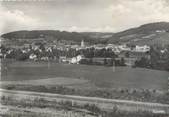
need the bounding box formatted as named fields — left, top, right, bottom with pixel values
left=0, top=88, right=169, bottom=114
left=0, top=104, right=95, bottom=117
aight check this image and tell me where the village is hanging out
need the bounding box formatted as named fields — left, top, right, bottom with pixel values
left=1, top=36, right=169, bottom=71
left=1, top=0, right=169, bottom=116
left=0, top=38, right=153, bottom=66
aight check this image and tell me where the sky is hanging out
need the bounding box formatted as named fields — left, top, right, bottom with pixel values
left=0, top=0, right=169, bottom=34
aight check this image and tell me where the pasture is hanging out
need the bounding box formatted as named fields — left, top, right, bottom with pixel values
left=1, top=60, right=169, bottom=91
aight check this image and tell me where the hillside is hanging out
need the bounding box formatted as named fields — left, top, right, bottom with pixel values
left=1, top=30, right=113, bottom=44
left=108, top=22, right=169, bottom=45
left=1, top=22, right=169, bottom=46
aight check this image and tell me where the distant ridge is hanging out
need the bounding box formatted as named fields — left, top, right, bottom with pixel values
left=1, top=22, right=169, bottom=45
left=1, top=30, right=113, bottom=44
left=108, top=22, right=169, bottom=45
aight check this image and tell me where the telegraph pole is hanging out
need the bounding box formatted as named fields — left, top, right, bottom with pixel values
left=0, top=59, right=1, bottom=81
left=168, top=77, right=169, bottom=92
left=113, top=60, right=115, bottom=72
left=47, top=58, right=50, bottom=69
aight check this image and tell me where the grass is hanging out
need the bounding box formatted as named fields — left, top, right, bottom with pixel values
left=1, top=78, right=89, bottom=86
left=1, top=60, right=169, bottom=90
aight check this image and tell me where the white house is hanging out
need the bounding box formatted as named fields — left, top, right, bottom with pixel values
left=46, top=47, right=52, bottom=52
left=118, top=44, right=131, bottom=51
left=41, top=57, right=49, bottom=61
left=29, top=54, right=37, bottom=60
left=134, top=45, right=150, bottom=52
left=105, top=44, right=121, bottom=53
left=22, top=50, right=27, bottom=53
left=70, top=57, right=77, bottom=64
left=105, top=44, right=115, bottom=49
left=160, top=49, right=168, bottom=53
left=70, top=55, right=84, bottom=64
left=76, top=55, right=84, bottom=62
left=94, top=44, right=105, bottom=50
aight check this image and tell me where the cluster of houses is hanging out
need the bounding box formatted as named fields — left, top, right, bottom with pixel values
left=59, top=55, right=84, bottom=64
left=0, top=38, right=153, bottom=65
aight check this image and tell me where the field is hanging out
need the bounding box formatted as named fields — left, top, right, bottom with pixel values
left=1, top=60, right=169, bottom=117
left=1, top=60, right=169, bottom=91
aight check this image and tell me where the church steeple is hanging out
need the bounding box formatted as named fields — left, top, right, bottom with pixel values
left=81, top=40, right=85, bottom=47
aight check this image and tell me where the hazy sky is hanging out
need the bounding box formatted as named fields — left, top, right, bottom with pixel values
left=1, top=0, right=169, bottom=34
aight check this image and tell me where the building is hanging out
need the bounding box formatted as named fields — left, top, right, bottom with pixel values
left=118, top=44, right=131, bottom=51
left=94, top=44, right=105, bottom=50
left=70, top=57, right=77, bottom=64
left=134, top=45, right=150, bottom=52
left=29, top=54, right=37, bottom=60
left=81, top=40, right=85, bottom=47
left=70, top=55, right=84, bottom=64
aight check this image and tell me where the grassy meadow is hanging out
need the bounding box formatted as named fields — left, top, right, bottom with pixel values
left=1, top=60, right=169, bottom=91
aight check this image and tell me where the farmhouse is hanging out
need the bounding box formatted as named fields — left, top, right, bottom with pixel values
left=134, top=45, right=150, bottom=52
left=70, top=55, right=84, bottom=64
left=29, top=54, right=37, bottom=60
left=118, top=44, right=131, bottom=51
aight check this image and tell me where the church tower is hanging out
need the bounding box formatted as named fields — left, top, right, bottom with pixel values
left=81, top=40, right=85, bottom=47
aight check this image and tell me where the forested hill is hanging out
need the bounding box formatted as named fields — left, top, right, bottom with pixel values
left=1, top=30, right=113, bottom=44
left=108, top=22, right=169, bottom=45
left=1, top=22, right=169, bottom=45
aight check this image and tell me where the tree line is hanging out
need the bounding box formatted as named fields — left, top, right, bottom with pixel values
left=135, top=45, right=169, bottom=71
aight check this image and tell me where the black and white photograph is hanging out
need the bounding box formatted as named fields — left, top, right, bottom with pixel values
left=0, top=0, right=169, bottom=116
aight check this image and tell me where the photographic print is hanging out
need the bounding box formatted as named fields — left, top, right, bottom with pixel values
left=0, top=0, right=169, bottom=117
